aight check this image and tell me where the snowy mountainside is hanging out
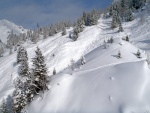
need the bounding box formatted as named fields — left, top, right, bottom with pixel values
left=26, top=7, right=150, bottom=112
left=0, top=19, right=27, bottom=44
left=27, top=38, right=150, bottom=113
left=0, top=6, right=150, bottom=113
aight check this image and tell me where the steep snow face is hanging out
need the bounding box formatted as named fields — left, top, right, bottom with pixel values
left=0, top=19, right=27, bottom=44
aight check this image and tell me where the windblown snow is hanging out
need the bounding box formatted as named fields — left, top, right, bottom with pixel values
left=1, top=5, right=150, bottom=113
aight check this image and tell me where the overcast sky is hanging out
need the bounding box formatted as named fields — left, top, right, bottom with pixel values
left=0, top=0, right=113, bottom=29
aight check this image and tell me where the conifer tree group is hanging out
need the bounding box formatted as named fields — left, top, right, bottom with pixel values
left=12, top=46, right=49, bottom=112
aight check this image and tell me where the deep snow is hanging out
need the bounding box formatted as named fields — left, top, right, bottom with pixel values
left=0, top=5, right=150, bottom=113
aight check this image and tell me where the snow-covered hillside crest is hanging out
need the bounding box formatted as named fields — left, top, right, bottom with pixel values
left=0, top=19, right=27, bottom=44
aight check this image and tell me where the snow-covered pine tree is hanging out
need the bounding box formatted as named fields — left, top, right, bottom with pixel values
left=70, top=59, right=75, bottom=70
left=126, top=9, right=134, bottom=21
left=31, top=30, right=39, bottom=43
left=53, top=68, right=56, bottom=75
left=19, top=47, right=29, bottom=78
left=49, top=25, right=55, bottom=36
left=76, top=18, right=84, bottom=33
left=87, top=13, right=91, bottom=26
left=0, top=99, right=8, bottom=113
left=110, top=37, right=114, bottom=43
left=82, top=11, right=88, bottom=26
left=103, top=40, right=107, bottom=49
left=117, top=50, right=121, bottom=58
left=120, top=0, right=126, bottom=18
left=126, top=36, right=129, bottom=41
left=9, top=47, right=13, bottom=55
left=81, top=56, right=86, bottom=65
left=90, top=9, right=98, bottom=25
left=13, top=78, right=27, bottom=113
left=62, top=26, right=67, bottom=36
left=17, top=46, right=28, bottom=64
left=32, top=47, right=49, bottom=93
left=109, top=5, right=113, bottom=16
left=132, top=0, right=146, bottom=9
left=111, top=10, right=118, bottom=29
left=23, top=79, right=35, bottom=103
left=118, top=17, right=124, bottom=32
left=0, top=41, right=4, bottom=57
left=136, top=50, right=141, bottom=58
left=73, top=27, right=78, bottom=41
left=19, top=59, right=29, bottom=77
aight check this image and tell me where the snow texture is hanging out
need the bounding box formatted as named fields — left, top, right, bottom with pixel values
left=0, top=4, right=150, bottom=113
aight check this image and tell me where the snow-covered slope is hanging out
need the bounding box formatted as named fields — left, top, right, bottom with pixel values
left=1, top=4, right=150, bottom=113
left=27, top=39, right=150, bottom=113
left=0, top=19, right=27, bottom=44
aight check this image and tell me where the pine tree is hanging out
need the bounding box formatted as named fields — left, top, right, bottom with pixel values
left=0, top=41, right=4, bottom=57
left=82, top=11, right=88, bottom=26
left=117, top=50, right=121, bottom=58
left=120, top=0, right=126, bottom=16
left=87, top=13, right=91, bottom=26
left=73, top=27, right=78, bottom=41
left=126, top=36, right=129, bottom=41
left=0, top=99, right=8, bottom=113
left=32, top=47, right=49, bottom=93
left=19, top=48, right=29, bottom=77
left=13, top=78, right=27, bottom=113
left=81, top=56, right=86, bottom=65
left=118, top=18, right=123, bottom=32
left=19, top=60, right=29, bottom=77
left=90, top=9, right=98, bottom=25
left=76, top=18, right=84, bottom=33
left=17, top=46, right=28, bottom=64
left=62, top=26, right=67, bottom=36
left=30, top=30, right=39, bottom=43
left=137, top=50, right=141, bottom=58
left=53, top=68, right=56, bottom=75
left=111, top=10, right=118, bottom=29
left=70, top=59, right=75, bottom=70
left=23, top=79, right=35, bottom=103
left=110, top=37, right=114, bottom=43
left=104, top=40, right=107, bottom=49
left=109, top=5, right=113, bottom=16
left=126, top=9, right=134, bottom=21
